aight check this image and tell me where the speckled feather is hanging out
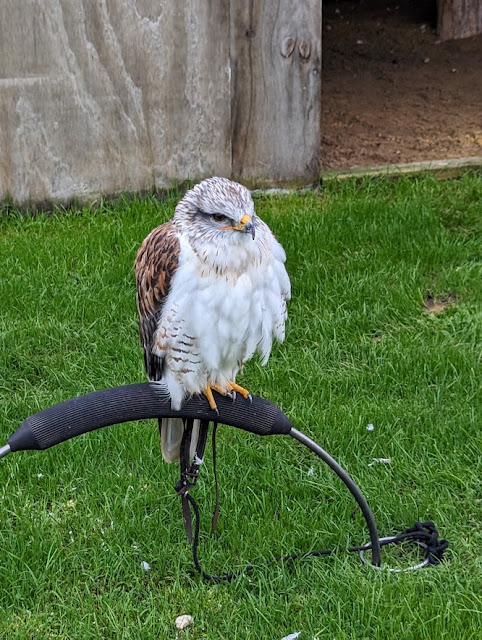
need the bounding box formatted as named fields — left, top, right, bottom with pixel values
left=135, top=221, right=180, bottom=382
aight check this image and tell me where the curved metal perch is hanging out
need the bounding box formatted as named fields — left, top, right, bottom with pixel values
left=0, top=382, right=381, bottom=567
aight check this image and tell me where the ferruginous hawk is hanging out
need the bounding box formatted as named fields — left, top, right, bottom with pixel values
left=135, top=177, right=290, bottom=462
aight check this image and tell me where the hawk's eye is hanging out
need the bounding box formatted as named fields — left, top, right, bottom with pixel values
left=212, top=214, right=229, bottom=224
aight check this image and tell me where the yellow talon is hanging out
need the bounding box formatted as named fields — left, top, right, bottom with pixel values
left=202, top=380, right=252, bottom=412
left=211, top=383, right=228, bottom=396
left=226, top=380, right=251, bottom=400
left=202, top=384, right=218, bottom=412
left=212, top=381, right=251, bottom=400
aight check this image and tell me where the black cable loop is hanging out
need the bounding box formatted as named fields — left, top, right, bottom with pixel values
left=183, top=426, right=448, bottom=583
left=186, top=490, right=448, bottom=583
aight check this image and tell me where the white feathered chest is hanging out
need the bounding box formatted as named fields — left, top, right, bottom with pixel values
left=152, top=217, right=289, bottom=409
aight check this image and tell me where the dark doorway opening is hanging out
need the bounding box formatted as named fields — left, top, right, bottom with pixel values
left=321, top=0, right=482, bottom=171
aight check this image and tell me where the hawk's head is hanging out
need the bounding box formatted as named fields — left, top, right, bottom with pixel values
left=174, top=177, right=257, bottom=245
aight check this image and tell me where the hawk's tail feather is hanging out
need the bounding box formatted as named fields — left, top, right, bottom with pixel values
left=160, top=417, right=201, bottom=463
left=148, top=379, right=199, bottom=462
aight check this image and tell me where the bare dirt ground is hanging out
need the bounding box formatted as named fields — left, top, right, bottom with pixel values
left=321, top=0, right=482, bottom=171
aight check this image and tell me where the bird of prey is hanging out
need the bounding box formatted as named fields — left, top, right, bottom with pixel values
left=135, top=177, right=290, bottom=462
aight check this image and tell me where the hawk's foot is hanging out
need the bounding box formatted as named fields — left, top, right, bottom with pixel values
left=202, top=381, right=252, bottom=412
left=210, top=383, right=234, bottom=401
left=226, top=380, right=252, bottom=403
left=202, top=384, right=220, bottom=414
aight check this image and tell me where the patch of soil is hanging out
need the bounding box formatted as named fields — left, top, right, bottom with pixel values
left=424, top=293, right=456, bottom=314
left=321, top=0, right=482, bottom=171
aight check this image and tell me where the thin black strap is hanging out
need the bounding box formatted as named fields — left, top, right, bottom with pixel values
left=393, top=521, right=449, bottom=565
left=195, top=420, right=210, bottom=464
left=178, top=419, right=194, bottom=543
left=175, top=420, right=211, bottom=544
left=211, top=422, right=220, bottom=533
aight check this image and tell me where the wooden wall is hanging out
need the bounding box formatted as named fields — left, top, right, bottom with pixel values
left=0, top=0, right=322, bottom=205
left=438, top=0, right=482, bottom=41
left=231, top=1, right=321, bottom=185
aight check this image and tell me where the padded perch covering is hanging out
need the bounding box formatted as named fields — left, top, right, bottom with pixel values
left=8, top=383, right=293, bottom=452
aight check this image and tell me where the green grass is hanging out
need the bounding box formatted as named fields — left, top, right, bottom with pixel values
left=0, top=174, right=481, bottom=639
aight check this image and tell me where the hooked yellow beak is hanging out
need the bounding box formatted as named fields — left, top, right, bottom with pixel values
left=221, top=213, right=255, bottom=239
left=238, top=213, right=252, bottom=228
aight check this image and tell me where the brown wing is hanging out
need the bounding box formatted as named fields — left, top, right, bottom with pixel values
left=134, top=221, right=180, bottom=381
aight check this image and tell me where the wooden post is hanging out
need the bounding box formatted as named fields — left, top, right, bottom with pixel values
left=437, top=0, right=482, bottom=40
left=230, top=0, right=322, bottom=186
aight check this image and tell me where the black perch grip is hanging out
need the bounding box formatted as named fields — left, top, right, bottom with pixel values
left=8, top=383, right=293, bottom=453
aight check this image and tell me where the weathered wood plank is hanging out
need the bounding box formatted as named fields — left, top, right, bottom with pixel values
left=437, top=0, right=482, bottom=40
left=230, top=0, right=322, bottom=185
left=0, top=0, right=231, bottom=205
left=323, top=156, right=482, bottom=180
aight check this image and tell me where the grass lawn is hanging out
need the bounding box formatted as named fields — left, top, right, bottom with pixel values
left=0, top=174, right=481, bottom=639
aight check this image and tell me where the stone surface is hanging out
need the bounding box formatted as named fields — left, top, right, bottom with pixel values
left=175, top=615, right=193, bottom=630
